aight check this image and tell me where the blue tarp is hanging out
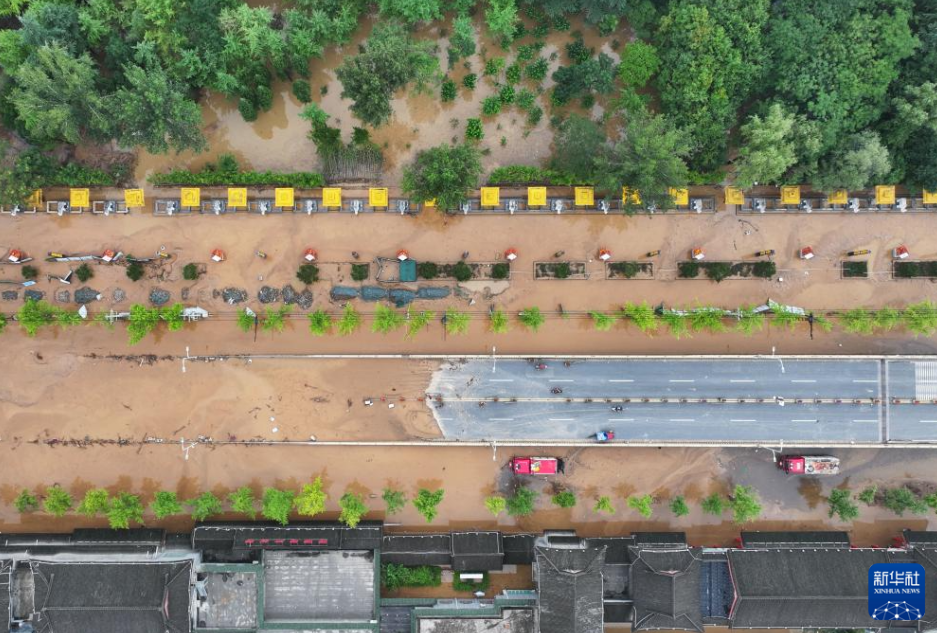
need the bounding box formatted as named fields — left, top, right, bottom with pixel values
left=389, top=289, right=416, bottom=307
left=361, top=286, right=389, bottom=301
left=330, top=286, right=358, bottom=301
left=416, top=286, right=451, bottom=299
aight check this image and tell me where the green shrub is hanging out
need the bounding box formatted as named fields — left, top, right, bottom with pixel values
left=21, top=264, right=37, bottom=280
left=553, top=262, right=570, bottom=279
left=292, top=79, right=312, bottom=104
left=566, top=34, right=592, bottom=64
left=43, top=485, right=73, bottom=517
left=752, top=261, right=776, bottom=279
left=487, top=165, right=581, bottom=186
left=883, top=487, right=929, bottom=516
left=453, top=571, right=490, bottom=592
left=827, top=488, right=859, bottom=522
left=14, top=489, right=39, bottom=513
left=526, top=106, right=543, bottom=126
left=452, top=261, right=472, bottom=281
left=188, top=491, right=223, bottom=521
left=151, top=491, right=183, bottom=519
left=149, top=152, right=324, bottom=187
left=418, top=261, right=439, bottom=279
left=413, top=488, right=445, bottom=522
left=678, top=261, right=700, bottom=278
left=506, top=486, right=538, bottom=516
left=382, top=563, right=442, bottom=590
left=594, top=496, right=615, bottom=514
left=506, top=63, right=521, bottom=84
left=525, top=57, right=549, bottom=82
left=704, top=262, right=733, bottom=282
left=441, top=78, right=457, bottom=102
left=383, top=488, right=407, bottom=514
left=491, top=262, right=509, bottom=279
left=670, top=496, right=690, bottom=517
left=482, top=96, right=502, bottom=116
left=518, top=306, right=545, bottom=331
left=627, top=494, right=654, bottom=518
left=351, top=263, right=369, bottom=281
left=75, top=263, right=93, bottom=282
left=484, top=57, right=504, bottom=76
left=228, top=487, right=256, bottom=518
left=516, top=89, right=536, bottom=111
left=308, top=309, right=333, bottom=336
left=237, top=308, right=255, bottom=333
left=466, top=118, right=484, bottom=140
left=857, top=485, right=878, bottom=505
left=238, top=98, right=258, bottom=122
left=610, top=262, right=641, bottom=278
left=701, top=493, right=726, bottom=515
left=296, top=264, right=319, bottom=284
left=107, top=492, right=144, bottom=529
left=552, top=490, right=576, bottom=508
left=182, top=263, right=200, bottom=281
left=498, top=85, right=516, bottom=105
left=462, top=73, right=477, bottom=89
left=485, top=495, right=507, bottom=516
left=126, top=262, right=144, bottom=281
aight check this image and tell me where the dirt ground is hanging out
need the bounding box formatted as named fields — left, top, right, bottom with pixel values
left=132, top=14, right=619, bottom=186
left=4, top=204, right=937, bottom=354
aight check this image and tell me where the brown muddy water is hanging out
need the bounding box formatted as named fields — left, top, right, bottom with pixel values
left=133, top=13, right=624, bottom=185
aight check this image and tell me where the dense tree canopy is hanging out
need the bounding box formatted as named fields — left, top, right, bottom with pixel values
left=733, top=104, right=798, bottom=188
left=402, top=143, right=483, bottom=210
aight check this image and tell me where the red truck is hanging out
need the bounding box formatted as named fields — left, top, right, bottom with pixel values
left=510, top=456, right=565, bottom=475
left=777, top=455, right=840, bottom=476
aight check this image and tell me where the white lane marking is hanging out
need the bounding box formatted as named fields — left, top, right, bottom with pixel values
left=669, top=379, right=694, bottom=383
left=669, top=418, right=695, bottom=422
left=791, top=379, right=817, bottom=383
left=852, top=379, right=878, bottom=383
left=730, top=419, right=756, bottom=422
left=549, top=379, right=573, bottom=383
left=920, top=420, right=937, bottom=423
left=853, top=419, right=878, bottom=423
left=549, top=418, right=574, bottom=422
left=608, top=418, right=634, bottom=422
left=438, top=417, right=453, bottom=421
left=730, top=379, right=756, bottom=383
left=792, top=419, right=818, bottom=422
left=609, top=379, right=634, bottom=383
left=490, top=379, right=514, bottom=382
left=489, top=418, right=514, bottom=421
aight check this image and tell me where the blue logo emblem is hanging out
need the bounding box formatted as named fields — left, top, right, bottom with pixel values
left=868, top=563, right=925, bottom=620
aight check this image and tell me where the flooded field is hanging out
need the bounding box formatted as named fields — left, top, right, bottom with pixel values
left=133, top=14, right=621, bottom=185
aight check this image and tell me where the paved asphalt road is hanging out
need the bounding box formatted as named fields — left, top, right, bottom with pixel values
left=427, top=358, right=937, bottom=444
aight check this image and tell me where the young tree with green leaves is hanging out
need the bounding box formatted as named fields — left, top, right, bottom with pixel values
left=506, top=487, right=538, bottom=517
left=620, top=301, right=658, bottom=333
left=550, top=114, right=605, bottom=181
left=883, top=487, right=929, bottom=516
left=701, top=493, right=726, bottom=516
left=14, top=489, right=39, bottom=513
left=262, top=305, right=291, bottom=333
left=485, top=495, right=507, bottom=516
left=518, top=307, right=545, bottom=332
left=237, top=308, right=255, bottom=333
left=902, top=301, right=937, bottom=336
left=814, top=131, right=892, bottom=192
left=485, top=0, right=518, bottom=40
left=670, top=495, right=690, bottom=517
left=445, top=309, right=470, bottom=335
left=590, top=311, right=617, bottom=331
left=262, top=488, right=296, bottom=525
left=402, top=143, right=482, bottom=211
left=383, top=488, right=407, bottom=514
left=107, top=492, right=144, bottom=529
left=43, top=485, right=73, bottom=517
left=127, top=304, right=161, bottom=345
left=413, top=488, right=444, bottom=523
left=827, top=488, right=859, bottom=522
left=489, top=309, right=509, bottom=334
left=336, top=304, right=362, bottom=335
left=77, top=488, right=110, bottom=517
left=735, top=306, right=766, bottom=336
left=733, top=103, right=798, bottom=188
left=857, top=485, right=878, bottom=506
left=339, top=492, right=368, bottom=528
left=627, top=494, right=654, bottom=518
left=295, top=477, right=327, bottom=518
left=406, top=309, right=434, bottom=338
left=377, top=0, right=442, bottom=24
left=448, top=15, right=477, bottom=64
left=308, top=309, right=333, bottom=336
left=618, top=41, right=659, bottom=87
left=552, top=490, right=577, bottom=508
left=728, top=485, right=762, bottom=524
left=151, top=491, right=184, bottom=519
left=593, top=495, right=615, bottom=514
left=188, top=491, right=223, bottom=521
left=372, top=304, right=404, bottom=334
left=228, top=487, right=257, bottom=518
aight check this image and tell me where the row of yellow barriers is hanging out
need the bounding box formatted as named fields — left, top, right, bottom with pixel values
left=37, top=184, right=937, bottom=211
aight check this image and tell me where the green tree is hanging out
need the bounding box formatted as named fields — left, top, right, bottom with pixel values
left=883, top=487, right=928, bottom=516
left=827, top=488, right=860, bottom=522
left=127, top=304, right=161, bottom=345
left=107, top=492, right=144, bottom=529
left=506, top=487, right=538, bottom=517
left=903, top=301, right=937, bottom=336
left=413, top=488, right=444, bottom=523
left=485, top=0, right=518, bottom=40
left=489, top=308, right=509, bottom=334
left=110, top=62, right=206, bottom=154
left=372, top=304, right=405, bottom=334
left=151, top=491, right=184, bottom=519
left=518, top=307, right=545, bottom=332
left=339, top=492, right=368, bottom=528
left=485, top=495, right=507, bottom=516
left=444, top=308, right=470, bottom=335
left=261, top=305, right=291, bottom=333
left=627, top=493, right=654, bottom=518
left=670, top=495, right=690, bottom=517
left=308, top=309, right=333, bottom=336
left=857, top=485, right=878, bottom=506
left=292, top=79, right=312, bottom=103
left=383, top=488, right=407, bottom=514
left=701, top=493, right=726, bottom=515
left=77, top=488, right=110, bottom=517
left=337, top=304, right=362, bottom=335
left=17, top=299, right=57, bottom=337
left=618, top=40, right=659, bottom=87
left=550, top=114, right=605, bottom=181
left=593, top=495, right=615, bottom=514
left=402, top=143, right=482, bottom=211
left=406, top=309, right=435, bottom=338
left=43, top=485, right=73, bottom=517
left=228, top=486, right=256, bottom=518
left=621, top=301, right=659, bottom=333
left=336, top=23, right=438, bottom=127
left=237, top=308, right=255, bottom=333
left=188, top=491, right=223, bottom=521
left=734, top=103, right=798, bottom=188
left=377, top=0, right=442, bottom=24
left=449, top=15, right=477, bottom=64
left=262, top=488, right=296, bottom=525
left=295, top=477, right=327, bottom=518
left=552, top=490, right=577, bottom=508
left=814, top=131, right=891, bottom=192
left=594, top=109, right=690, bottom=213
left=14, top=489, right=39, bottom=513
left=728, top=484, right=762, bottom=524
left=12, top=43, right=109, bottom=143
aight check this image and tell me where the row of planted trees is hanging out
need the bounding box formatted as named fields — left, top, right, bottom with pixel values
left=484, top=484, right=764, bottom=524
left=12, top=481, right=447, bottom=530
left=5, top=299, right=937, bottom=345
left=826, top=485, right=937, bottom=522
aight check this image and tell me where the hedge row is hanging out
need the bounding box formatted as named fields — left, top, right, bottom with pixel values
left=149, top=169, right=325, bottom=188
left=487, top=165, right=590, bottom=186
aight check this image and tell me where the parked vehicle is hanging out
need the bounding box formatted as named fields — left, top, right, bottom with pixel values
left=595, top=430, right=615, bottom=442
left=777, top=455, right=840, bottom=475
left=510, top=456, right=564, bottom=475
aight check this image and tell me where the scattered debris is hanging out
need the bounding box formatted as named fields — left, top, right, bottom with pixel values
left=2, top=290, right=18, bottom=300
left=24, top=290, right=44, bottom=301
left=74, top=287, right=101, bottom=304
left=55, top=290, right=70, bottom=303
left=112, top=288, right=126, bottom=303
left=281, top=284, right=313, bottom=309
left=221, top=287, right=248, bottom=304
left=257, top=286, right=280, bottom=303
left=149, top=288, right=171, bottom=306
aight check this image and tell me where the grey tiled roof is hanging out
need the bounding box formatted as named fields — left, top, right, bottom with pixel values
left=631, top=548, right=703, bottom=632
left=535, top=546, right=605, bottom=633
